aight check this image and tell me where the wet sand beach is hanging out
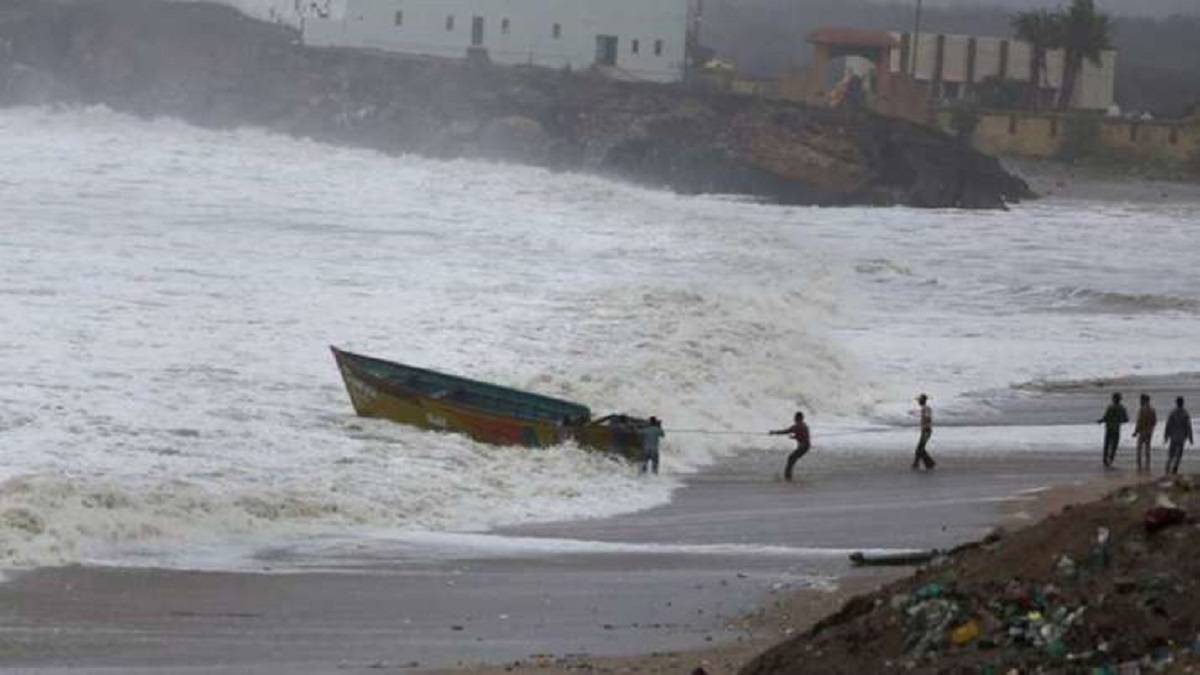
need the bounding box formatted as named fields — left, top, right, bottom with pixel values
left=0, top=444, right=1151, bottom=675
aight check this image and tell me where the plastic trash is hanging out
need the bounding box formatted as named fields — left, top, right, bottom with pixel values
left=1046, top=639, right=1067, bottom=658
left=1144, top=506, right=1186, bottom=534
left=1155, top=493, right=1179, bottom=509
left=1087, top=527, right=1113, bottom=568
left=915, top=582, right=943, bottom=599
left=949, top=619, right=980, bottom=646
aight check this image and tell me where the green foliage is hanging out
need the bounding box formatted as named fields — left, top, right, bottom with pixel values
left=1008, top=0, right=1113, bottom=110
left=1011, top=10, right=1062, bottom=48
left=1010, top=10, right=1061, bottom=109
left=1055, top=113, right=1102, bottom=163
left=1058, top=0, right=1114, bottom=67
left=1056, top=0, right=1114, bottom=109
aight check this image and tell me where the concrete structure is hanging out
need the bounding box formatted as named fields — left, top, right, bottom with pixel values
left=302, top=0, right=692, bottom=83
left=938, top=110, right=1199, bottom=166
left=789, top=28, right=931, bottom=124
left=888, top=31, right=1116, bottom=111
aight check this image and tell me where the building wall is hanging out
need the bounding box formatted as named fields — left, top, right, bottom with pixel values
left=970, top=113, right=1061, bottom=157
left=303, top=0, right=690, bottom=83
left=940, top=34, right=968, bottom=86
left=888, top=31, right=1116, bottom=110
left=972, top=37, right=1003, bottom=81
left=1074, top=51, right=1117, bottom=111
left=944, top=111, right=1200, bottom=164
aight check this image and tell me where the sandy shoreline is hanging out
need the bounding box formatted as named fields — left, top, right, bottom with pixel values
left=0, top=447, right=1156, bottom=674
left=430, top=466, right=1149, bottom=675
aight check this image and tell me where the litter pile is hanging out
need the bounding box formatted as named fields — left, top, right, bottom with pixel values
left=741, top=477, right=1200, bottom=674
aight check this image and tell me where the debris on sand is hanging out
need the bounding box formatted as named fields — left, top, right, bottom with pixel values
left=741, top=478, right=1199, bottom=674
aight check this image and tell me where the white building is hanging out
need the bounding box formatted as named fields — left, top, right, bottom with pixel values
left=886, top=31, right=1116, bottom=111
left=301, top=0, right=693, bottom=84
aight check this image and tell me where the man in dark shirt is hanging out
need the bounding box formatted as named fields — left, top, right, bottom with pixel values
left=771, top=411, right=810, bottom=482
left=1163, top=397, right=1193, bottom=476
left=640, top=416, right=665, bottom=475
left=912, top=394, right=936, bottom=470
left=1096, top=392, right=1129, bottom=468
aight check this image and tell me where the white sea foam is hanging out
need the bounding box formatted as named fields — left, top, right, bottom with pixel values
left=1, top=106, right=1198, bottom=569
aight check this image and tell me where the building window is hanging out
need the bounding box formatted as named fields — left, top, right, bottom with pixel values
left=553, top=23, right=561, bottom=39
left=654, top=39, right=663, bottom=56
left=502, top=18, right=510, bottom=34
left=446, top=15, right=455, bottom=31
left=393, top=10, right=402, bottom=26
left=632, top=39, right=640, bottom=54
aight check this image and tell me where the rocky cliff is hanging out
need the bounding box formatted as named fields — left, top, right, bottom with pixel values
left=0, top=0, right=1032, bottom=208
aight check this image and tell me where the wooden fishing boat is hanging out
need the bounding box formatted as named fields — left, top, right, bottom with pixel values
left=330, top=346, right=651, bottom=460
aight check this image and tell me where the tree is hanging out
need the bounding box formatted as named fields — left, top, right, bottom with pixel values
left=1010, top=9, right=1061, bottom=111
left=1055, top=0, right=1113, bottom=110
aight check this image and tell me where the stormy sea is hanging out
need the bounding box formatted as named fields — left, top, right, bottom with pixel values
left=2, top=105, right=1198, bottom=577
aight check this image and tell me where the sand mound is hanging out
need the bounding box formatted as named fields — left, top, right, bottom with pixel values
left=742, top=476, right=1200, bottom=674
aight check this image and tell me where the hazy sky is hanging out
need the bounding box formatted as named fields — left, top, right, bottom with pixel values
left=908, top=0, right=1199, bottom=18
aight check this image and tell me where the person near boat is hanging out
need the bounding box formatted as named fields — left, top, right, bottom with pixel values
left=640, top=416, right=665, bottom=475
left=771, top=411, right=811, bottom=482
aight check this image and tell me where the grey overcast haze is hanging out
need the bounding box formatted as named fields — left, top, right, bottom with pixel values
left=895, top=0, right=1198, bottom=17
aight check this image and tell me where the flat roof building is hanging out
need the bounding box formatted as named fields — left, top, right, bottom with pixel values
left=302, top=0, right=693, bottom=84
left=888, top=31, right=1116, bottom=111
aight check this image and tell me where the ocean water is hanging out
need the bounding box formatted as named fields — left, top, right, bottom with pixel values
left=1, top=106, right=1198, bottom=569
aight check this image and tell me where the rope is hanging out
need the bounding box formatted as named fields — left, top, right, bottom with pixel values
left=665, top=428, right=759, bottom=434
left=665, top=428, right=871, bottom=438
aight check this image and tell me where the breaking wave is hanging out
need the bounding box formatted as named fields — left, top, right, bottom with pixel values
left=1012, top=285, right=1200, bottom=315
left=0, top=106, right=862, bottom=568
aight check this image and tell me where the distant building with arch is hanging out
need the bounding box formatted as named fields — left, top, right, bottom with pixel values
left=301, top=0, right=694, bottom=84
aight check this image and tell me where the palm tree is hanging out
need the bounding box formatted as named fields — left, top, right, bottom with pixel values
left=1010, top=9, right=1060, bottom=110
left=1055, top=0, right=1113, bottom=110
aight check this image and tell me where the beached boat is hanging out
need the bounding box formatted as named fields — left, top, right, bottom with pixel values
left=330, top=346, right=652, bottom=460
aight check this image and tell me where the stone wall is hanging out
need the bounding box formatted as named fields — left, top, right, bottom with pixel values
left=945, top=110, right=1200, bottom=165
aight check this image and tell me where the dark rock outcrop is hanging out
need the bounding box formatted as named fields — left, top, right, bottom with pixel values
left=0, top=0, right=1032, bottom=208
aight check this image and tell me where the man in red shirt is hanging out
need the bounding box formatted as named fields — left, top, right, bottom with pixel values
left=771, top=411, right=811, bottom=482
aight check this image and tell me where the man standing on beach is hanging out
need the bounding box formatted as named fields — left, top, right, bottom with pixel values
left=912, top=394, right=936, bottom=471
left=1096, top=393, right=1129, bottom=468
left=1133, top=394, right=1157, bottom=472
left=640, top=416, right=664, bottom=475
left=770, top=411, right=810, bottom=482
left=1163, top=397, right=1193, bottom=476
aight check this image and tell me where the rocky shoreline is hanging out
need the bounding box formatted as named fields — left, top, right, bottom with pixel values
left=0, top=0, right=1031, bottom=209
